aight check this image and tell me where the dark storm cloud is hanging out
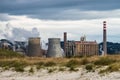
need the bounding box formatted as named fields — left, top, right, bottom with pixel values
left=0, top=0, right=120, bottom=20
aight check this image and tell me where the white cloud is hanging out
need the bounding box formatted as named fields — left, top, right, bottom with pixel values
left=0, top=12, right=120, bottom=43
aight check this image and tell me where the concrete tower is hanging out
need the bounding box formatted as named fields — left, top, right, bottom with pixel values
left=47, top=38, right=63, bottom=58
left=103, top=21, right=107, bottom=55
left=64, top=32, right=67, bottom=56
left=28, top=37, right=42, bottom=57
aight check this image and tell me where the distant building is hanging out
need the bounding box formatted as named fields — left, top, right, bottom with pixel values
left=74, top=41, right=98, bottom=56
left=65, top=41, right=76, bottom=57
left=61, top=35, right=98, bottom=57
left=14, top=41, right=28, bottom=54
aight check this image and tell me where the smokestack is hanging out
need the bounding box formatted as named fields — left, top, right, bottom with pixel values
left=103, top=21, right=107, bottom=55
left=64, top=32, right=67, bottom=56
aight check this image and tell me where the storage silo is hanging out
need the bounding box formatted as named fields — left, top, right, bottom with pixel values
left=27, top=37, right=42, bottom=57
left=47, top=38, right=63, bottom=58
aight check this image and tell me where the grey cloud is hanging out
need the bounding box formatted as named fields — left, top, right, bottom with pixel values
left=0, top=13, right=15, bottom=21
left=1, top=23, right=40, bottom=41
left=0, top=0, right=120, bottom=20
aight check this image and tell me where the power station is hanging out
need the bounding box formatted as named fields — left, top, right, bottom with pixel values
left=103, top=21, right=107, bottom=55
left=47, top=38, right=64, bottom=58
left=0, top=21, right=111, bottom=57
left=27, top=37, right=42, bottom=57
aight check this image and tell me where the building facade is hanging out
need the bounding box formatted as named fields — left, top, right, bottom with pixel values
left=74, top=41, right=98, bottom=56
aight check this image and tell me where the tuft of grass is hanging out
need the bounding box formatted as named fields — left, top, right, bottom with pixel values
left=59, top=67, right=65, bottom=71
left=0, top=60, right=27, bottom=72
left=0, top=49, right=25, bottom=58
left=85, top=63, right=94, bottom=71
left=69, top=67, right=79, bottom=72
left=14, top=66, right=24, bottom=72
left=80, top=58, right=89, bottom=65
left=29, top=67, right=34, bottom=73
left=99, top=63, right=120, bottom=74
left=44, top=61, right=56, bottom=67
left=94, top=57, right=116, bottom=66
left=65, top=59, right=80, bottom=68
left=36, top=62, right=45, bottom=70
left=48, top=68, right=57, bottom=73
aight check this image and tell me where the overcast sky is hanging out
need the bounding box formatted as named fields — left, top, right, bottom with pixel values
left=0, top=0, right=120, bottom=43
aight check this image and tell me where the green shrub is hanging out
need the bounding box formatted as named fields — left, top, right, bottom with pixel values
left=65, top=59, right=80, bottom=68
left=94, top=57, right=116, bottom=66
left=85, top=64, right=94, bottom=71
left=99, top=63, right=120, bottom=74
left=44, top=61, right=56, bottom=67
left=107, top=63, right=120, bottom=72
left=0, top=49, right=24, bottom=58
left=14, top=66, right=24, bottom=72
left=59, top=67, right=65, bottom=71
left=29, top=67, right=34, bottom=73
left=48, top=68, right=57, bottom=73
left=80, top=58, right=89, bottom=65
left=36, top=62, right=45, bottom=69
left=69, top=67, right=79, bottom=72
left=0, top=60, right=27, bottom=70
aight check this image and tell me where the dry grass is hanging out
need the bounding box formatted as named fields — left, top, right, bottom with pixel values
left=0, top=55, right=120, bottom=72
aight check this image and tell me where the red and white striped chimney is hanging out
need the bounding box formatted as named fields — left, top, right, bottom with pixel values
left=103, top=21, right=107, bottom=55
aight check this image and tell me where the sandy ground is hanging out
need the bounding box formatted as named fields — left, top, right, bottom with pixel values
left=0, top=68, right=120, bottom=80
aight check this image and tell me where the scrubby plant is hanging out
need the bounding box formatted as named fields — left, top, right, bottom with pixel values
left=48, top=68, right=57, bottom=73
left=36, top=62, right=45, bottom=69
left=99, top=63, right=120, bottom=74
left=80, top=58, right=89, bottom=65
left=65, top=59, right=80, bottom=68
left=29, top=67, right=34, bottom=73
left=14, top=66, right=24, bottom=72
left=69, top=67, right=79, bottom=72
left=0, top=49, right=24, bottom=58
left=59, top=67, right=66, bottom=71
left=94, top=57, right=116, bottom=66
left=85, top=63, right=94, bottom=71
left=44, top=61, right=56, bottom=67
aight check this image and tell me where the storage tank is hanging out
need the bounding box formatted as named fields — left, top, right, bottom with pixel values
left=47, top=38, right=63, bottom=58
left=27, top=37, right=42, bottom=57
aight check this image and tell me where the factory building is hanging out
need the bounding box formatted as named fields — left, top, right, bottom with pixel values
left=74, top=41, right=98, bottom=56
left=62, top=32, right=98, bottom=57
left=74, top=36, right=98, bottom=56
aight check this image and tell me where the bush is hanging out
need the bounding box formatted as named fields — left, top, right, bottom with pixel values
left=85, top=64, right=94, bottom=71
left=29, top=67, right=34, bottom=73
left=0, top=49, right=24, bottom=58
left=65, top=59, right=80, bottom=68
left=59, top=67, right=65, bottom=71
left=69, top=67, right=79, bottom=72
left=14, top=66, right=24, bottom=72
left=107, top=63, right=120, bottom=72
left=94, top=57, right=116, bottom=66
left=36, top=62, right=45, bottom=69
left=99, top=63, right=120, bottom=74
left=0, top=60, right=27, bottom=70
left=80, top=58, right=89, bottom=65
left=44, top=61, right=56, bottom=67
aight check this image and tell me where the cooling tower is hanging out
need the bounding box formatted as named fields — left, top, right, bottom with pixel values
left=47, top=38, right=63, bottom=58
left=27, top=37, right=42, bottom=57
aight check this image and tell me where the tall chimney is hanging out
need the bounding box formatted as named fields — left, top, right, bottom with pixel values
left=103, top=21, right=107, bottom=55
left=64, top=32, right=67, bottom=56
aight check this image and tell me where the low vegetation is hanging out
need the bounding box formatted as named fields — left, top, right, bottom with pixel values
left=0, top=49, right=120, bottom=73
left=0, top=49, right=24, bottom=58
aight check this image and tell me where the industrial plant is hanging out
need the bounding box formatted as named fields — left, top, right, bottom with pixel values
left=0, top=21, right=112, bottom=58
